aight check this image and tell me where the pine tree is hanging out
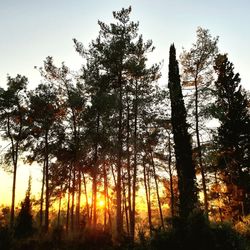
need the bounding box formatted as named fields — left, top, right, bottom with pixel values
left=39, top=58, right=87, bottom=231
left=168, top=44, right=197, bottom=219
left=74, top=6, right=160, bottom=240
left=0, top=75, right=29, bottom=228
left=28, top=82, right=63, bottom=232
left=14, top=176, right=34, bottom=238
left=180, top=27, right=219, bottom=216
left=213, top=54, right=250, bottom=216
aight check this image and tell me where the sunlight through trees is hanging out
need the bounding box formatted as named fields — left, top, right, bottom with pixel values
left=0, top=6, right=250, bottom=250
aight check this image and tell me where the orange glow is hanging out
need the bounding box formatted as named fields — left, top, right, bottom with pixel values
left=98, top=199, right=105, bottom=207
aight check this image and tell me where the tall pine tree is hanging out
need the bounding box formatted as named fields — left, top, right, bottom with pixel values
left=74, top=6, right=160, bottom=240
left=213, top=54, right=250, bottom=216
left=0, top=75, right=29, bottom=228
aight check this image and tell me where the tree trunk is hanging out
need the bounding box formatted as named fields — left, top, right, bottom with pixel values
left=45, top=130, right=49, bottom=232
left=10, top=161, right=17, bottom=228
left=92, top=173, right=97, bottom=229
left=9, top=115, right=19, bottom=228
left=131, top=80, right=138, bottom=241
left=194, top=76, right=209, bottom=217
left=103, top=162, right=112, bottom=231
left=122, top=169, right=129, bottom=235
left=143, top=158, right=153, bottom=236
left=126, top=92, right=132, bottom=236
left=116, top=73, right=123, bottom=239
left=76, top=167, right=81, bottom=229
left=92, top=113, right=100, bottom=230
left=57, top=186, right=62, bottom=227
left=70, top=166, right=76, bottom=231
left=40, top=160, right=45, bottom=228
left=103, top=163, right=108, bottom=230
left=150, top=151, right=165, bottom=230
left=83, top=172, right=90, bottom=225
left=167, top=135, right=175, bottom=219
left=8, top=113, right=21, bottom=228
left=66, top=166, right=72, bottom=233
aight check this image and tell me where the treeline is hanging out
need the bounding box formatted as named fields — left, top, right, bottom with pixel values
left=0, top=6, right=249, bottom=247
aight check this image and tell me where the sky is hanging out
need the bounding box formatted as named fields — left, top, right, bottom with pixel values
left=0, top=0, right=250, bottom=205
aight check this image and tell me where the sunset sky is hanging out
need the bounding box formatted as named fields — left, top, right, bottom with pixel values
left=0, top=0, right=250, bottom=205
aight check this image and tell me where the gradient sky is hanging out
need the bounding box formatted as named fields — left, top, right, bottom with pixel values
left=0, top=0, right=250, bottom=205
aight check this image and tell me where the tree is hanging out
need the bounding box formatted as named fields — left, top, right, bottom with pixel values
left=168, top=44, right=197, bottom=219
left=40, top=57, right=87, bottom=231
left=213, top=54, right=250, bottom=217
left=180, top=27, right=218, bottom=216
left=73, top=40, right=116, bottom=229
left=14, top=176, right=34, bottom=238
left=74, top=6, right=160, bottom=240
left=0, top=75, right=29, bottom=228
left=28, top=83, right=63, bottom=232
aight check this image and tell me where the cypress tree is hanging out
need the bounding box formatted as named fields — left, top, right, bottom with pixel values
left=168, top=44, right=197, bottom=219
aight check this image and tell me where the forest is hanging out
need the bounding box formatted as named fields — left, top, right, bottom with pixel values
left=0, top=6, right=250, bottom=250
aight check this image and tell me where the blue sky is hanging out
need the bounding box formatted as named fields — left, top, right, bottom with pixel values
left=0, top=0, right=250, bottom=205
left=0, top=0, right=250, bottom=90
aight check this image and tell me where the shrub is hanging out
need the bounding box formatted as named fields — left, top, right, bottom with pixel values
left=0, top=225, right=12, bottom=250
left=14, top=194, right=34, bottom=239
left=211, top=223, right=246, bottom=250
left=150, top=211, right=248, bottom=250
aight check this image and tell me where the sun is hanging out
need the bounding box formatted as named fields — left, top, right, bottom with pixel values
left=98, top=199, right=105, bottom=207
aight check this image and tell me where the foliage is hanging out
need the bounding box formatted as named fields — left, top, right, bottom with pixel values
left=0, top=225, right=12, bottom=250
left=74, top=5, right=161, bottom=239
left=168, top=44, right=197, bottom=219
left=1, top=5, right=250, bottom=249
left=14, top=178, right=35, bottom=239
left=180, top=27, right=218, bottom=87
left=180, top=27, right=219, bottom=216
left=213, top=54, right=250, bottom=216
left=150, top=212, right=247, bottom=250
left=0, top=75, right=29, bottom=227
left=8, top=228, right=113, bottom=250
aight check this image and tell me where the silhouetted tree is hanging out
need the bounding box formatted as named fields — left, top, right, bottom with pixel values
left=73, top=42, right=116, bottom=229
left=180, top=27, right=218, bottom=216
left=0, top=75, right=29, bottom=228
left=213, top=54, right=250, bottom=216
left=14, top=176, right=34, bottom=238
left=38, top=57, right=87, bottom=231
left=168, top=44, right=197, bottom=219
left=74, top=6, right=160, bottom=241
left=28, top=83, right=63, bottom=232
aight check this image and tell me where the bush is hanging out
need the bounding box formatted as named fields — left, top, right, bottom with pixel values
left=82, top=228, right=113, bottom=250
left=211, top=223, right=246, bottom=250
left=14, top=194, right=34, bottom=239
left=150, top=211, right=248, bottom=250
left=0, top=225, right=12, bottom=250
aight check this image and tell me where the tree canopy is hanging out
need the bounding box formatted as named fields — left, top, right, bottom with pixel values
left=0, top=6, right=249, bottom=250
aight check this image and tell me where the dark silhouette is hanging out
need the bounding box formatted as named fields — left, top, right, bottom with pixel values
left=168, top=44, right=197, bottom=219
left=0, top=6, right=250, bottom=250
left=0, top=75, right=28, bottom=228
left=14, top=177, right=34, bottom=238
left=214, top=54, right=250, bottom=216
